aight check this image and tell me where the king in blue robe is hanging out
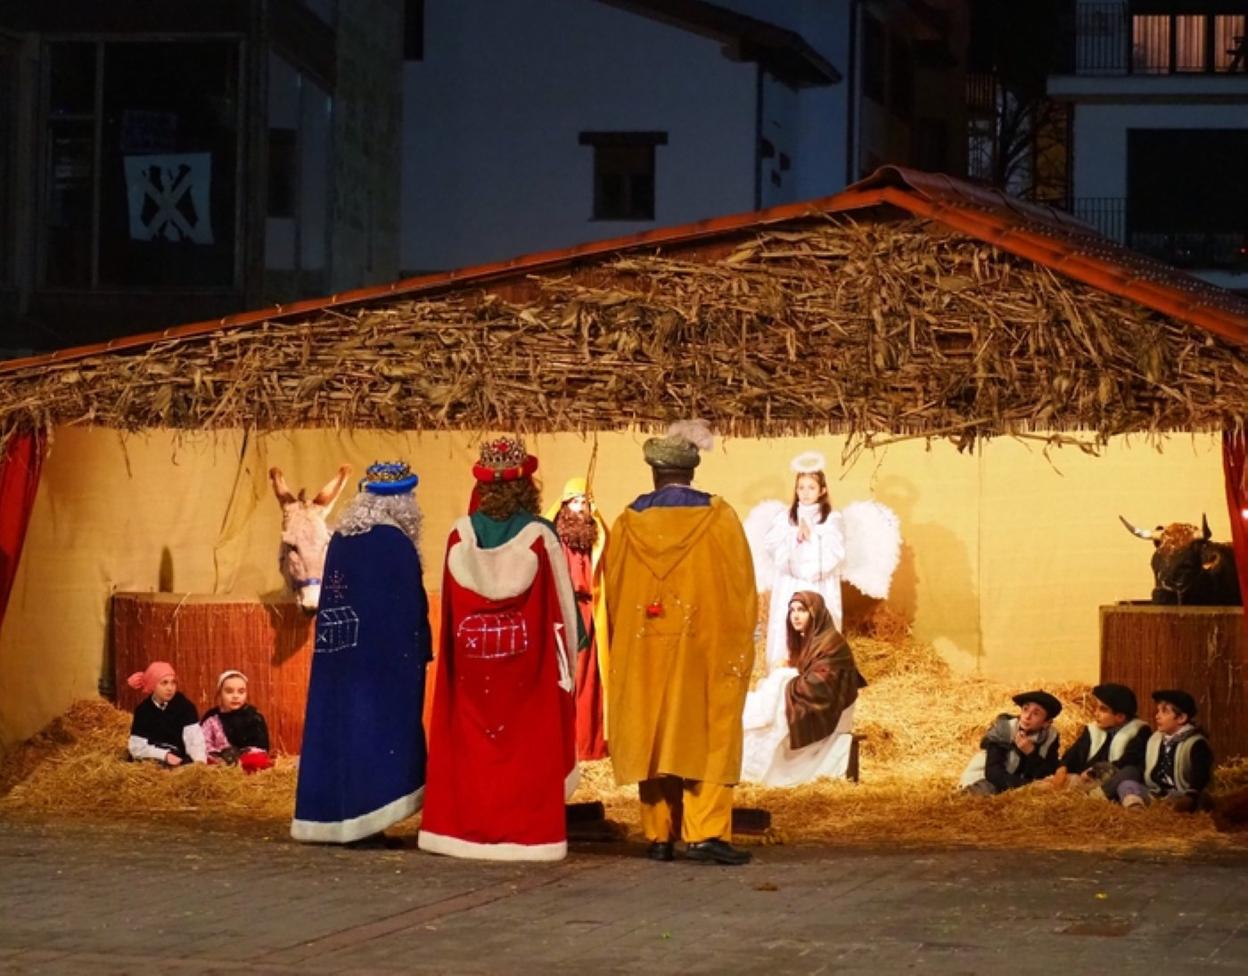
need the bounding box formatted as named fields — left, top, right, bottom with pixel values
left=291, top=462, right=431, bottom=844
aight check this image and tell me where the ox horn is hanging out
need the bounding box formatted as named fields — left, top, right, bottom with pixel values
left=1119, top=515, right=1160, bottom=541
left=1202, top=513, right=1212, bottom=541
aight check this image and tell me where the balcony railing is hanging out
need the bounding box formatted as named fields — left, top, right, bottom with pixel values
left=1072, top=197, right=1248, bottom=270
left=1058, top=4, right=1248, bottom=76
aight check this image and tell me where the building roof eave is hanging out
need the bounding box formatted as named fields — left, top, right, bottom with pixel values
left=594, top=0, right=841, bottom=86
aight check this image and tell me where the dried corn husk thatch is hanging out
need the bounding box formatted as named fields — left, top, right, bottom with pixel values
left=3, top=619, right=1247, bottom=855
left=2, top=217, right=1247, bottom=449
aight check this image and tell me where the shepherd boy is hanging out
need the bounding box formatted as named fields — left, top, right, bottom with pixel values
left=1046, top=682, right=1150, bottom=799
left=960, top=690, right=1062, bottom=795
left=1113, top=689, right=1213, bottom=813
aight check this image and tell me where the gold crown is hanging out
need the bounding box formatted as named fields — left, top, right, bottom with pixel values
left=477, top=437, right=528, bottom=470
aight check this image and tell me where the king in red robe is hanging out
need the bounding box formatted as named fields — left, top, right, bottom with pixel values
left=546, top=477, right=611, bottom=761
left=418, top=437, right=580, bottom=861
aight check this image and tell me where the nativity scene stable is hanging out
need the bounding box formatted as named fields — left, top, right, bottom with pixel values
left=3, top=166, right=1248, bottom=850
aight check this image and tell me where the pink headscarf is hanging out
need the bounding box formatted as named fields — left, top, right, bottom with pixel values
left=126, top=661, right=176, bottom=696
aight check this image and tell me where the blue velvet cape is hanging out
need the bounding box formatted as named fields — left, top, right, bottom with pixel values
left=291, top=525, right=431, bottom=843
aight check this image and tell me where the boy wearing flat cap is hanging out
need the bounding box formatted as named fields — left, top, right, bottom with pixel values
left=1115, top=689, right=1213, bottom=812
left=1046, top=683, right=1150, bottom=799
left=960, top=690, right=1062, bottom=795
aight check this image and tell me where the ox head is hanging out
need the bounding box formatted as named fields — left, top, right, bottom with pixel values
left=270, top=465, right=351, bottom=613
left=1119, top=514, right=1234, bottom=604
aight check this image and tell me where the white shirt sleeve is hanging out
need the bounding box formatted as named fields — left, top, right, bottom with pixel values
left=128, top=736, right=171, bottom=763
left=182, top=724, right=208, bottom=764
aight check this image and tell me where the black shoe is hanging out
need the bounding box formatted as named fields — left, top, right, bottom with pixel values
left=685, top=839, right=751, bottom=865
left=646, top=841, right=675, bottom=862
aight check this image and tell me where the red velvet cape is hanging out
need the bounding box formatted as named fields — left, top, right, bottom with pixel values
left=419, top=518, right=577, bottom=860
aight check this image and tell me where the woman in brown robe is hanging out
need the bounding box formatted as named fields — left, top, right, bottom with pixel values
left=741, top=590, right=867, bottom=784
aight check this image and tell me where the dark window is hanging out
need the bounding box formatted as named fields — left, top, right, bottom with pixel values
left=913, top=118, right=948, bottom=172
left=44, top=43, right=97, bottom=288
left=0, top=41, right=15, bottom=285
left=862, top=13, right=885, bottom=103
left=268, top=128, right=297, bottom=218
left=42, top=39, right=241, bottom=290
left=404, top=0, right=424, bottom=61
left=889, top=36, right=913, bottom=118
left=1128, top=128, right=1248, bottom=267
left=579, top=131, right=667, bottom=221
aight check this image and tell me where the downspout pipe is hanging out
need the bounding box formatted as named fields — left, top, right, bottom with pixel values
left=845, top=0, right=859, bottom=187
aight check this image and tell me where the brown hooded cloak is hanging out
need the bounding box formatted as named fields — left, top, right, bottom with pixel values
left=784, top=590, right=867, bottom=750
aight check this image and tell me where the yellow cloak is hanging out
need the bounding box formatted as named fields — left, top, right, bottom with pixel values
left=604, top=496, right=757, bottom=786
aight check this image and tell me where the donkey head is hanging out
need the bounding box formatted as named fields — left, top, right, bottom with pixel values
left=269, top=465, right=351, bottom=613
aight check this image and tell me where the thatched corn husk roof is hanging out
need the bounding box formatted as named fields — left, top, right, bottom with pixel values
left=2, top=214, right=1248, bottom=448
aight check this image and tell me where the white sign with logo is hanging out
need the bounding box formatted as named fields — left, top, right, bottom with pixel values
left=123, top=153, right=214, bottom=244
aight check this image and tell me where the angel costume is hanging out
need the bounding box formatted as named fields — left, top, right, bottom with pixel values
left=741, top=590, right=866, bottom=785
left=745, top=452, right=901, bottom=672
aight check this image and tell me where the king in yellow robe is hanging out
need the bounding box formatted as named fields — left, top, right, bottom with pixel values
left=605, top=477, right=757, bottom=861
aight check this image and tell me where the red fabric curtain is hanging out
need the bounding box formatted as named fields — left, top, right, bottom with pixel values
left=1221, top=431, right=1248, bottom=608
left=0, top=431, right=45, bottom=633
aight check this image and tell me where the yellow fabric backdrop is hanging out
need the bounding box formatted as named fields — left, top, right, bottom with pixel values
left=0, top=427, right=1229, bottom=746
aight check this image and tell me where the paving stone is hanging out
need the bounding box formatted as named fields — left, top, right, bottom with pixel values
left=3, top=820, right=1248, bottom=974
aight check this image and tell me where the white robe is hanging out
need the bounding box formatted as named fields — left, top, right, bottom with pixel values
left=762, top=505, right=846, bottom=670
left=740, top=667, right=856, bottom=786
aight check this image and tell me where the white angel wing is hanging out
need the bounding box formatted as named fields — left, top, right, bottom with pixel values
left=840, top=500, right=902, bottom=599
left=743, top=500, right=788, bottom=594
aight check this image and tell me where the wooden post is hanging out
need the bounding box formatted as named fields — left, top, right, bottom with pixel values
left=1100, top=604, right=1248, bottom=759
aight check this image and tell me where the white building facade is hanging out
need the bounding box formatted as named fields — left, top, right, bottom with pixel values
left=399, top=0, right=966, bottom=274
left=1049, top=0, right=1248, bottom=290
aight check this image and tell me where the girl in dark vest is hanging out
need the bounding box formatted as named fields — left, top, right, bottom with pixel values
left=127, top=661, right=206, bottom=767
left=201, top=669, right=272, bottom=773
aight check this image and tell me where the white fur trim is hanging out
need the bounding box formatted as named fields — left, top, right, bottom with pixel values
left=417, top=830, right=567, bottom=862
left=790, top=450, right=827, bottom=474
left=447, top=516, right=539, bottom=598
left=290, top=786, right=424, bottom=844
left=554, top=623, right=574, bottom=692
left=538, top=528, right=581, bottom=690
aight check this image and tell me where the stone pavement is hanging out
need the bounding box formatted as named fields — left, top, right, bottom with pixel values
left=2, top=818, right=1247, bottom=975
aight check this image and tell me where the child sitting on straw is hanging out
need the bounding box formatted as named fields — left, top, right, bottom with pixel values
left=127, top=661, right=206, bottom=767
left=1112, top=689, right=1213, bottom=813
left=960, top=690, right=1061, bottom=795
left=1044, top=682, right=1149, bottom=799
left=201, top=669, right=272, bottom=774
